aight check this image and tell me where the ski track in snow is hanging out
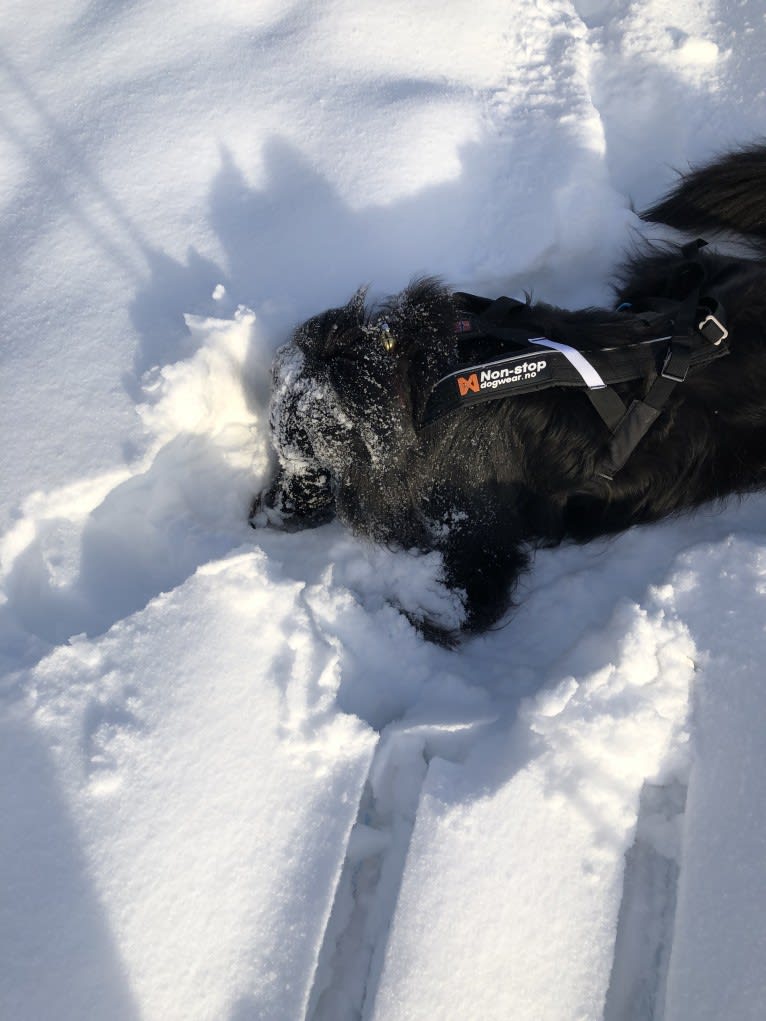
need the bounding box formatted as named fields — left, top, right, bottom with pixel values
left=3, top=0, right=766, bottom=1018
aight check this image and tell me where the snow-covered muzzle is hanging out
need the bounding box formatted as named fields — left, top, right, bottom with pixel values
left=257, top=340, right=338, bottom=528
left=256, top=289, right=401, bottom=530
left=253, top=279, right=461, bottom=535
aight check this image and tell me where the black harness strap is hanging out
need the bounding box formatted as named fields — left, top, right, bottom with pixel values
left=420, top=240, right=730, bottom=480
left=597, top=239, right=725, bottom=479
left=586, top=386, right=628, bottom=432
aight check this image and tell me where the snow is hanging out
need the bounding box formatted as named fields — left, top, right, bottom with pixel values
left=3, top=552, right=376, bottom=1021
left=663, top=541, right=766, bottom=1021
left=2, top=1, right=766, bottom=1019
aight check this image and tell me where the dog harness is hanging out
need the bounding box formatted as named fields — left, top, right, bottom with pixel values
left=421, top=240, right=730, bottom=480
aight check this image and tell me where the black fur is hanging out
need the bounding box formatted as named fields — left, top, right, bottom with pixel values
left=254, top=144, right=766, bottom=641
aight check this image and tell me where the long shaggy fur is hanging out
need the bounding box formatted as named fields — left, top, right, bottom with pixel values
left=255, top=144, right=766, bottom=641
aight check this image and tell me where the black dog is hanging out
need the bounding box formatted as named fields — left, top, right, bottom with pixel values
left=253, top=144, right=766, bottom=641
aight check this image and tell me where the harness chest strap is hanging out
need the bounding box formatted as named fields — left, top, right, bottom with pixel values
left=597, top=243, right=728, bottom=479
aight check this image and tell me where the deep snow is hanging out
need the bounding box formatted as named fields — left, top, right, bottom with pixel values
left=3, top=1, right=766, bottom=1019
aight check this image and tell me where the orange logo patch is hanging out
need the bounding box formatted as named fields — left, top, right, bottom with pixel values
left=457, top=373, right=480, bottom=397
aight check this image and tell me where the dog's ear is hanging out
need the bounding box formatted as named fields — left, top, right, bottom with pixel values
left=294, top=287, right=369, bottom=359
left=389, top=278, right=457, bottom=351
left=402, top=280, right=457, bottom=360
left=386, top=279, right=460, bottom=405
left=322, top=286, right=370, bottom=357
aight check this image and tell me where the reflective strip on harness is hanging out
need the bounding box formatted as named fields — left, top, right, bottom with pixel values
left=528, top=337, right=607, bottom=389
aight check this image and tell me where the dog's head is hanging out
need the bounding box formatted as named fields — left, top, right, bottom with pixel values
left=258, top=279, right=458, bottom=531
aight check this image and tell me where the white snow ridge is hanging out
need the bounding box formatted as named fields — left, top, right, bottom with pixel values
left=3, top=2, right=766, bottom=1019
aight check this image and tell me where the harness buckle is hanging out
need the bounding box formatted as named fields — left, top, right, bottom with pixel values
left=698, top=313, right=728, bottom=346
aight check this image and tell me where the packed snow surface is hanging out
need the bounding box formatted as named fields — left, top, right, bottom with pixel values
left=3, top=1, right=766, bottom=1019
